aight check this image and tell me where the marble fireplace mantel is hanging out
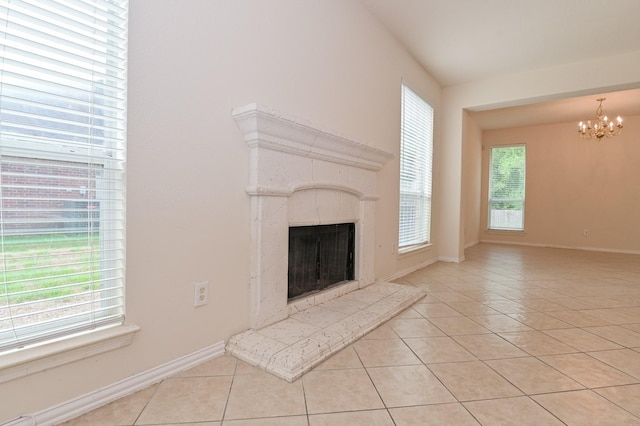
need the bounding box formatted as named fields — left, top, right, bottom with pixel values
left=232, top=103, right=394, bottom=329
left=227, top=104, right=425, bottom=382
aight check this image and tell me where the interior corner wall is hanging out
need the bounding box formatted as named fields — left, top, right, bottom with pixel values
left=0, top=1, right=442, bottom=422
left=463, top=112, right=482, bottom=247
left=479, top=116, right=640, bottom=253
left=435, top=103, right=465, bottom=262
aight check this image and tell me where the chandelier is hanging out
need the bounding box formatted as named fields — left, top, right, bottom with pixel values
left=578, top=98, right=623, bottom=140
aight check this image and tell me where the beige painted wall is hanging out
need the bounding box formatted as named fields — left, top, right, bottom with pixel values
left=5, top=0, right=640, bottom=420
left=1, top=1, right=442, bottom=422
left=463, top=112, right=483, bottom=247
left=479, top=117, right=640, bottom=252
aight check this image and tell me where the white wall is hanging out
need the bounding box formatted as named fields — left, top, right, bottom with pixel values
left=0, top=1, right=441, bottom=422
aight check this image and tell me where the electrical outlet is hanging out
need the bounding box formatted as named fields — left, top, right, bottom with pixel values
left=194, top=281, right=209, bottom=307
left=583, top=229, right=589, bottom=237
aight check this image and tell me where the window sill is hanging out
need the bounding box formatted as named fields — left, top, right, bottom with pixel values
left=398, top=242, right=433, bottom=255
left=484, top=229, right=527, bottom=235
left=0, top=324, right=140, bottom=384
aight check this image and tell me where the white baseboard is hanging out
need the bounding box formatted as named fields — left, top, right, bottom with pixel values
left=438, top=255, right=465, bottom=263
left=384, top=257, right=439, bottom=282
left=384, top=250, right=469, bottom=283
left=479, top=239, right=640, bottom=255
left=464, top=240, right=479, bottom=249
left=4, top=341, right=226, bottom=426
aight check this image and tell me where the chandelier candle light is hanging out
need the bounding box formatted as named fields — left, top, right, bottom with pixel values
left=578, top=98, right=623, bottom=140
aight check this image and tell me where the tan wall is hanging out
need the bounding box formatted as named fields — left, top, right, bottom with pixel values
left=479, top=117, right=640, bottom=252
left=463, top=112, right=483, bottom=247
left=1, top=1, right=442, bottom=422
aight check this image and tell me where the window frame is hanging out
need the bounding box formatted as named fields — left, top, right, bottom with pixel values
left=398, top=83, right=434, bottom=252
left=487, top=144, right=527, bottom=231
left=0, top=0, right=128, bottom=353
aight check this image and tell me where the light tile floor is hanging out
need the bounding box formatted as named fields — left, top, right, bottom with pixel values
left=62, top=244, right=640, bottom=425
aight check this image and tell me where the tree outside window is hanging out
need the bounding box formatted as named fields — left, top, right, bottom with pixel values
left=488, top=145, right=526, bottom=230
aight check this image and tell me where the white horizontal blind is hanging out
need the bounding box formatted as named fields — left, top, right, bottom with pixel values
left=399, top=84, right=433, bottom=248
left=0, top=0, right=128, bottom=351
left=488, top=145, right=526, bottom=230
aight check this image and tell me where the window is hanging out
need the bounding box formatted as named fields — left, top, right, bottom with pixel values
left=0, top=1, right=128, bottom=352
left=488, top=145, right=526, bottom=230
left=399, top=84, right=434, bottom=249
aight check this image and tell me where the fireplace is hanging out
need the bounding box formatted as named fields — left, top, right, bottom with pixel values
left=227, top=104, right=427, bottom=382
left=288, top=223, right=355, bottom=300
left=232, top=103, right=394, bottom=329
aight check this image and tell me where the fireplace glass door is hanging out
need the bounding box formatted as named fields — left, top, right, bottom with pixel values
left=288, top=223, right=355, bottom=300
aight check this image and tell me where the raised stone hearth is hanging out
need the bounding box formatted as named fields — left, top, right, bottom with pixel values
left=226, top=281, right=424, bottom=382
left=226, top=104, right=423, bottom=381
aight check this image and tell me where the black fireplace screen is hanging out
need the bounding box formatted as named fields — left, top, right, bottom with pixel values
left=288, top=223, right=355, bottom=300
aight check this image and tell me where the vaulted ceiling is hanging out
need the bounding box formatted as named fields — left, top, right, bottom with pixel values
left=360, top=0, right=640, bottom=129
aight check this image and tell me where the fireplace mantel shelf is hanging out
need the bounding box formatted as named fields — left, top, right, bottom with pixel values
left=232, top=103, right=393, bottom=171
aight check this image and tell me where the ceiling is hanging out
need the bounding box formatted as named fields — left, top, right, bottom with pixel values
left=360, top=0, right=640, bottom=129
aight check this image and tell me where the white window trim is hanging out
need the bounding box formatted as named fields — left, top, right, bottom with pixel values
left=398, top=83, right=434, bottom=252
left=0, top=324, right=139, bottom=384
left=0, top=138, right=126, bottom=350
left=487, top=144, right=527, bottom=232
left=398, top=242, right=432, bottom=255
left=0, top=0, right=128, bottom=352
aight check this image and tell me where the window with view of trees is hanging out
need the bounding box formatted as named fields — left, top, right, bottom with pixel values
left=0, top=1, right=128, bottom=351
left=488, top=145, right=526, bottom=230
left=399, top=84, right=433, bottom=249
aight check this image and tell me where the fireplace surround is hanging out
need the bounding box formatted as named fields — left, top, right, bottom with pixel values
left=231, top=103, right=394, bottom=329
left=226, top=105, right=425, bottom=381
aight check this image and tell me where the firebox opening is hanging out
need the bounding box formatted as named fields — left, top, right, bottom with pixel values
left=288, top=223, right=355, bottom=301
